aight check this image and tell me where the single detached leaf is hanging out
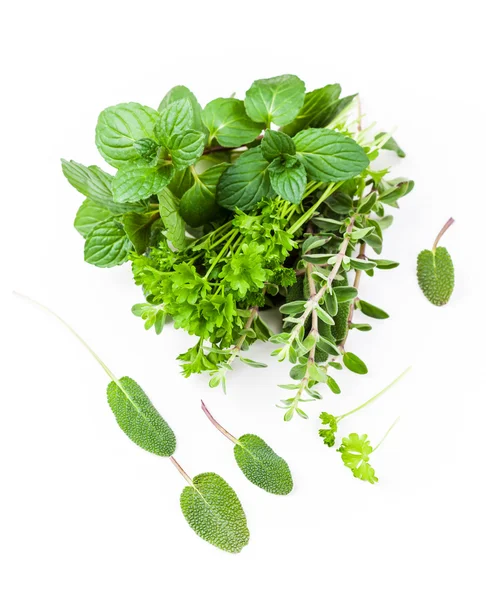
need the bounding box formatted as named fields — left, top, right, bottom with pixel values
left=294, top=128, right=369, bottom=182
left=417, top=247, right=454, bottom=306
left=216, top=147, right=271, bottom=211
left=155, top=98, right=194, bottom=143
left=343, top=352, right=368, bottom=375
left=358, top=299, right=389, bottom=319
left=261, top=130, right=295, bottom=161
left=234, top=434, right=293, bottom=495
left=203, top=98, right=262, bottom=147
left=84, top=219, right=132, bottom=267
left=338, top=433, right=378, bottom=484
left=113, top=163, right=174, bottom=203
left=74, top=199, right=112, bottom=238
left=168, top=130, right=205, bottom=170
left=268, top=157, right=306, bottom=204
left=180, top=163, right=228, bottom=227
left=95, top=102, right=158, bottom=167
left=180, top=473, right=250, bottom=553
left=123, top=212, right=157, bottom=254
left=244, top=74, right=305, bottom=126
left=106, top=376, right=176, bottom=456
left=158, top=187, right=186, bottom=250
left=158, top=85, right=206, bottom=134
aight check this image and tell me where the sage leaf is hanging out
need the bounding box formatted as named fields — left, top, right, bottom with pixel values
left=74, top=199, right=112, bottom=238
left=107, top=376, right=176, bottom=456
left=180, top=163, right=229, bottom=227
left=155, top=98, right=194, bottom=143
left=417, top=247, right=454, bottom=306
left=244, top=74, right=305, bottom=126
left=95, top=102, right=158, bottom=167
left=261, top=130, right=295, bottom=161
left=158, top=187, right=186, bottom=250
left=180, top=473, right=250, bottom=553
left=203, top=98, right=262, bottom=147
left=113, top=163, right=174, bottom=203
left=234, top=434, right=293, bottom=495
left=158, top=85, right=206, bottom=135
left=269, top=157, right=306, bottom=204
left=84, top=219, right=132, bottom=267
left=216, top=147, right=271, bottom=211
left=294, top=128, right=369, bottom=182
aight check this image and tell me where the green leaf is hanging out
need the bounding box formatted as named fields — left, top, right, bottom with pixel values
left=133, top=138, right=159, bottom=162
left=268, top=157, right=306, bottom=204
left=155, top=98, right=193, bottom=143
left=106, top=376, right=176, bottom=456
left=95, top=102, right=158, bottom=167
left=261, top=130, right=295, bottom=161
left=74, top=199, right=112, bottom=238
left=132, top=303, right=166, bottom=334
left=168, top=130, right=205, bottom=170
left=216, top=147, right=271, bottom=211
left=244, top=74, right=305, bottom=126
left=338, top=433, right=378, bottom=484
left=234, top=434, right=293, bottom=495
left=357, top=192, right=377, bottom=214
left=280, top=300, right=306, bottom=315
left=333, top=286, right=358, bottom=303
left=158, top=187, right=186, bottom=250
left=375, top=133, right=406, bottom=157
left=294, top=128, right=369, bottom=182
left=84, top=219, right=132, bottom=267
left=123, top=212, right=157, bottom=254
left=343, top=352, right=368, bottom=374
left=158, top=85, right=206, bottom=134
left=239, top=357, right=267, bottom=368
left=379, top=179, right=414, bottom=205
left=113, top=163, right=174, bottom=203
left=203, top=98, right=262, bottom=147
left=350, top=323, right=372, bottom=332
left=349, top=257, right=377, bottom=270
left=180, top=473, right=250, bottom=553
left=374, top=259, right=400, bottom=270
left=180, top=163, right=229, bottom=227
left=358, top=300, right=389, bottom=319
left=351, top=226, right=375, bottom=240
left=417, top=247, right=454, bottom=306
left=282, top=84, right=356, bottom=136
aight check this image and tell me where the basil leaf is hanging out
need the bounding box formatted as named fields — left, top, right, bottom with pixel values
left=84, top=219, right=132, bottom=267
left=268, top=157, right=306, bottom=204
left=216, top=147, right=271, bottom=211
left=123, top=212, right=157, bottom=254
left=180, top=472, right=250, bottom=553
left=158, top=187, right=186, bottom=250
left=203, top=98, right=262, bottom=147
left=158, top=85, right=207, bottom=135
left=74, top=199, right=112, bottom=238
left=168, top=130, right=205, bottom=170
left=244, top=74, right=305, bottom=126
left=95, top=102, right=158, bottom=167
left=261, top=130, right=295, bottom=161
left=106, top=376, right=176, bottom=456
left=294, top=128, right=369, bottom=182
left=282, top=84, right=356, bottom=136
left=180, top=163, right=229, bottom=227
left=113, top=163, right=174, bottom=203
left=155, top=98, right=194, bottom=143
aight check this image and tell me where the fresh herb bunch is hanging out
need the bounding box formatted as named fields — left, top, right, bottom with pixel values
left=62, top=74, right=414, bottom=420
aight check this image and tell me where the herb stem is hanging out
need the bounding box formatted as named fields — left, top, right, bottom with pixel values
left=202, top=135, right=264, bottom=156
left=227, top=305, right=260, bottom=365
left=288, top=182, right=341, bottom=235
left=201, top=400, right=239, bottom=445
left=169, top=456, right=194, bottom=486
left=204, top=230, right=239, bottom=279
left=340, top=241, right=366, bottom=348
left=372, top=416, right=401, bottom=453
left=432, top=217, right=454, bottom=251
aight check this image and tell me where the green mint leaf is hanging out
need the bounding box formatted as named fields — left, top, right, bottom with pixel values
left=282, top=84, right=356, bottom=136
left=417, top=247, right=454, bottom=306
left=261, top=130, right=295, bottom=161
left=95, top=102, right=158, bottom=167
left=84, top=219, right=132, bottom=267
left=106, top=376, right=176, bottom=456
left=180, top=472, right=250, bottom=553
left=133, top=138, right=159, bottom=162
left=234, top=434, right=293, bottom=495
left=123, top=212, right=157, bottom=254
left=112, top=163, right=174, bottom=204
left=74, top=199, right=112, bottom=238
left=203, top=98, right=262, bottom=147
left=294, top=128, right=369, bottom=182
left=268, top=157, right=306, bottom=204
left=155, top=98, right=194, bottom=143
left=375, top=133, right=406, bottom=157
left=343, top=352, right=368, bottom=374
left=180, top=163, right=229, bottom=227
left=158, top=85, right=207, bottom=135
left=158, top=187, right=187, bottom=250
left=358, top=299, right=389, bottom=319
left=244, top=74, right=305, bottom=126
left=167, top=130, right=205, bottom=170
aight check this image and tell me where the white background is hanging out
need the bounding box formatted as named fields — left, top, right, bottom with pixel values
left=2, top=1, right=485, bottom=598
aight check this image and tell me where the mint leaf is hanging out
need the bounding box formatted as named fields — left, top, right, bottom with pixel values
left=158, top=187, right=186, bottom=250
left=155, top=98, right=194, bottom=143
left=74, top=199, right=112, bottom=238
left=180, top=163, right=229, bottom=227
left=268, top=157, right=306, bottom=204
left=84, top=219, right=132, bottom=267
left=261, top=130, right=295, bottom=161
left=123, top=212, right=157, bottom=254
left=216, top=147, right=271, bottom=211
left=168, top=130, right=205, bottom=170
left=158, top=85, right=206, bottom=134
left=113, top=163, right=174, bottom=203
left=133, top=138, right=159, bottom=162
left=244, top=75, right=305, bottom=126
left=294, top=128, right=369, bottom=182
left=203, top=98, right=262, bottom=147
left=95, top=102, right=158, bottom=167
